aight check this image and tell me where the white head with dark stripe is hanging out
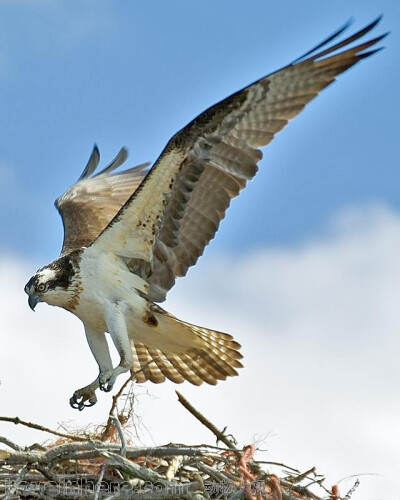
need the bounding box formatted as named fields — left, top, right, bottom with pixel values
left=24, top=256, right=78, bottom=310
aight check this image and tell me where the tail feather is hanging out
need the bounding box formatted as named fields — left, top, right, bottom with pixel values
left=198, top=349, right=240, bottom=378
left=136, top=343, right=166, bottom=383
left=148, top=348, right=186, bottom=384
left=193, top=330, right=243, bottom=362
left=192, top=324, right=242, bottom=350
left=130, top=342, right=147, bottom=383
left=129, top=311, right=243, bottom=385
left=168, top=354, right=204, bottom=386
left=181, top=353, right=219, bottom=385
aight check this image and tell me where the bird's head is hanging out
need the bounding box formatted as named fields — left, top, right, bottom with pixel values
left=24, top=257, right=76, bottom=310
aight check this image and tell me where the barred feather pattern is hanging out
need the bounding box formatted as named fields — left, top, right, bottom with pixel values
left=129, top=322, right=243, bottom=385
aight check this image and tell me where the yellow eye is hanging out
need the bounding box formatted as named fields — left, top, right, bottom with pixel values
left=37, top=284, right=46, bottom=292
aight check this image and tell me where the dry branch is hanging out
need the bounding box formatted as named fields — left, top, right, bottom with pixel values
left=0, top=416, right=91, bottom=442
left=176, top=391, right=238, bottom=451
left=0, top=384, right=352, bottom=500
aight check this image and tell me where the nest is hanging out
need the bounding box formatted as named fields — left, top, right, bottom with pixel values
left=0, top=382, right=359, bottom=500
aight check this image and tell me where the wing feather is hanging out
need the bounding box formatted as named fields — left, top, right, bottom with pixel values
left=87, top=19, right=386, bottom=301
left=56, top=147, right=149, bottom=255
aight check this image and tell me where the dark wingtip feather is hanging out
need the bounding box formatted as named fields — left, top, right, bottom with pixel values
left=77, top=144, right=101, bottom=181
left=367, top=14, right=384, bottom=30
left=357, top=46, right=386, bottom=60
left=293, top=15, right=386, bottom=65
left=292, top=17, right=354, bottom=63
left=355, top=31, right=389, bottom=50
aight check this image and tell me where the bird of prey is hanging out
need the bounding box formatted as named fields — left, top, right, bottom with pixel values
left=25, top=19, right=385, bottom=410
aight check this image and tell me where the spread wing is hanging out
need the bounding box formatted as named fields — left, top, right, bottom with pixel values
left=89, top=18, right=386, bottom=302
left=55, top=145, right=149, bottom=255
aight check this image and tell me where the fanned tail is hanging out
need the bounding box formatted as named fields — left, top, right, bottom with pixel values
left=129, top=310, right=243, bottom=385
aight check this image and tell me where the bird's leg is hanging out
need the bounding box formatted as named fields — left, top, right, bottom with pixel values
left=70, top=327, right=113, bottom=410
left=99, top=302, right=133, bottom=392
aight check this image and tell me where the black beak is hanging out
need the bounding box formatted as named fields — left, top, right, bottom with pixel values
left=28, top=294, right=38, bottom=311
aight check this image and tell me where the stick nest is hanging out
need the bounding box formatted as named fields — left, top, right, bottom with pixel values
left=0, top=383, right=359, bottom=500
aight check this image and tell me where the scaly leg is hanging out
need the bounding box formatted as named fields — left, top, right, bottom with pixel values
left=70, top=327, right=113, bottom=410
left=99, top=301, right=133, bottom=392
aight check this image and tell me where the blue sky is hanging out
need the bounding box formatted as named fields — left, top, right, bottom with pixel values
left=0, top=0, right=397, bottom=264
left=1, top=3, right=400, bottom=498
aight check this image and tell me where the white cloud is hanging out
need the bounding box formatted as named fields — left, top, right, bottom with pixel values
left=1, top=204, right=400, bottom=499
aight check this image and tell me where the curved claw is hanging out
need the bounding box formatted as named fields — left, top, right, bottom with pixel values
left=99, top=365, right=130, bottom=392
left=99, top=370, right=115, bottom=392
left=70, top=389, right=98, bottom=411
left=99, top=382, right=113, bottom=392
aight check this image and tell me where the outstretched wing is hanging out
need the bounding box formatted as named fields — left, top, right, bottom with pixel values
left=90, top=18, right=386, bottom=301
left=55, top=145, right=149, bottom=255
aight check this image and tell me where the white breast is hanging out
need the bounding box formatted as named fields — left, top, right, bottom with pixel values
left=73, top=246, right=148, bottom=332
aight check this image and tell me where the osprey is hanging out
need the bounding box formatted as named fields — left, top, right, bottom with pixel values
left=25, top=19, right=385, bottom=410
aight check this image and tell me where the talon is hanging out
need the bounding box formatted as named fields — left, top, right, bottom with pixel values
left=99, top=381, right=114, bottom=392
left=70, top=388, right=97, bottom=410
left=99, top=370, right=115, bottom=392
left=69, top=395, right=82, bottom=410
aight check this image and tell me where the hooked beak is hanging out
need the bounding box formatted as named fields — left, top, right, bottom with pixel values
left=28, top=294, right=39, bottom=311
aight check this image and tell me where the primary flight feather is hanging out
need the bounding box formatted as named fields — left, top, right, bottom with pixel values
left=25, top=19, right=386, bottom=410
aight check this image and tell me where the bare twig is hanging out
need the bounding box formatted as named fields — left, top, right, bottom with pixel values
left=195, top=462, right=230, bottom=483
left=94, top=464, right=106, bottom=500
left=256, top=461, right=301, bottom=474
left=175, top=391, right=238, bottom=451
left=287, top=466, right=316, bottom=484
left=277, top=479, right=323, bottom=500
left=35, top=464, right=59, bottom=482
left=0, top=416, right=91, bottom=442
left=111, top=414, right=127, bottom=457
left=0, top=437, right=22, bottom=451
left=102, top=377, right=134, bottom=441
left=343, top=479, right=360, bottom=499
left=42, top=442, right=221, bottom=465
left=103, top=451, right=168, bottom=484
left=102, top=364, right=155, bottom=441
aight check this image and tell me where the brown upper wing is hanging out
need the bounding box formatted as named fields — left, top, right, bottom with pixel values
left=89, top=18, right=386, bottom=301
left=55, top=146, right=149, bottom=255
